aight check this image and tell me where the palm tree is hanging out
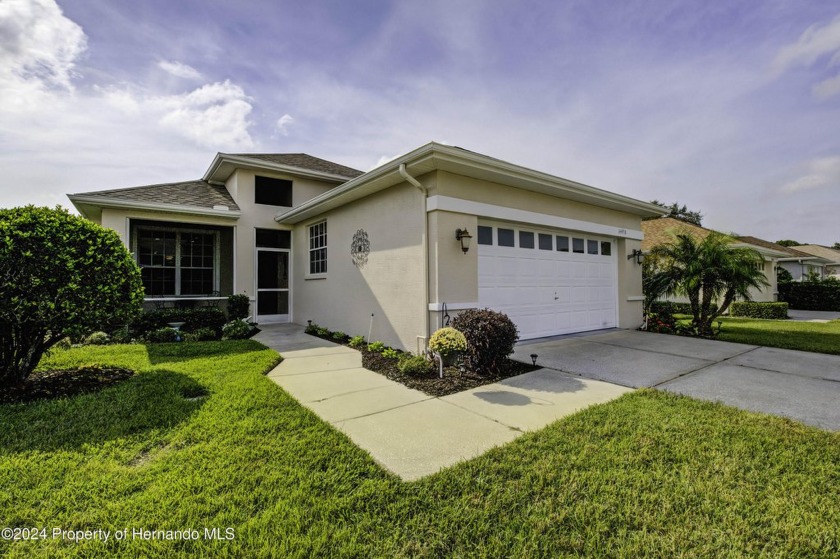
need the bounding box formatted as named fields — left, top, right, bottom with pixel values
left=645, top=232, right=769, bottom=336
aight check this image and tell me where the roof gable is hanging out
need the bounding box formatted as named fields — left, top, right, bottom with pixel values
left=640, top=217, right=713, bottom=251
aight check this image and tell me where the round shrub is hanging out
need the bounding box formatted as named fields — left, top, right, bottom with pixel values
left=227, top=293, right=250, bottom=321
left=145, top=327, right=179, bottom=343
left=83, top=331, right=110, bottom=345
left=398, top=354, right=434, bottom=376
left=222, top=319, right=252, bottom=340
left=0, top=206, right=143, bottom=386
left=428, top=327, right=467, bottom=358
left=451, top=309, right=519, bottom=375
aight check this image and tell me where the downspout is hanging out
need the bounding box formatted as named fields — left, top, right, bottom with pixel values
left=399, top=163, right=430, bottom=351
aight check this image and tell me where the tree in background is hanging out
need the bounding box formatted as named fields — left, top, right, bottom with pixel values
left=776, top=266, right=793, bottom=283
left=646, top=200, right=703, bottom=226
left=833, top=242, right=840, bottom=250
left=0, top=206, right=144, bottom=387
left=645, top=232, right=769, bottom=337
left=775, top=240, right=802, bottom=247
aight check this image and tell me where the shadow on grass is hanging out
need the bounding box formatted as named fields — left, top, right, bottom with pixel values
left=0, top=370, right=207, bottom=453
left=143, top=339, right=268, bottom=365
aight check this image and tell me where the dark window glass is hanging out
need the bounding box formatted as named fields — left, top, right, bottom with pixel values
left=309, top=221, right=327, bottom=274
left=255, top=229, right=291, bottom=248
left=556, top=236, right=569, bottom=252
left=573, top=238, right=585, bottom=253
left=255, top=176, right=293, bottom=206
left=601, top=242, right=612, bottom=256
left=538, top=233, right=553, bottom=250
left=477, top=226, right=493, bottom=245
left=519, top=231, right=535, bottom=249
left=498, top=228, right=515, bottom=247
left=257, top=291, right=289, bottom=315
left=587, top=240, right=599, bottom=254
left=141, top=267, right=175, bottom=296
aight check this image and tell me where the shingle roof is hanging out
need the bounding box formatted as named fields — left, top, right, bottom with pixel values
left=640, top=217, right=712, bottom=251
left=72, top=180, right=240, bottom=211
left=734, top=236, right=814, bottom=258
left=792, top=244, right=840, bottom=262
left=227, top=153, right=363, bottom=179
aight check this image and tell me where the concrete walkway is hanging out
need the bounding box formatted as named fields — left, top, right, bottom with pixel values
left=254, top=325, right=631, bottom=481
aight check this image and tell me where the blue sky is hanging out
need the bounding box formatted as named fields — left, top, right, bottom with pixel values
left=1, top=0, right=839, bottom=243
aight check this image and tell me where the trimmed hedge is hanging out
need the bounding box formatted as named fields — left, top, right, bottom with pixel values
left=730, top=301, right=789, bottom=319
left=778, top=282, right=840, bottom=311
left=649, top=301, right=718, bottom=316
left=129, top=308, right=226, bottom=338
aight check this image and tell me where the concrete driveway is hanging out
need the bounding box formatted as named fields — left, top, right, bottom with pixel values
left=514, top=330, right=840, bottom=431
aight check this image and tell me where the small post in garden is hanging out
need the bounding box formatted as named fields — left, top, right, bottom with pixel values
left=436, top=352, right=444, bottom=378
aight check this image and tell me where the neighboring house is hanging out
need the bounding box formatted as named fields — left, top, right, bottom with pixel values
left=790, top=245, right=840, bottom=278
left=735, top=237, right=831, bottom=283
left=640, top=218, right=786, bottom=302
left=68, top=142, right=663, bottom=351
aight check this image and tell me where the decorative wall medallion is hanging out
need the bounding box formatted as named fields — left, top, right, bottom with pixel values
left=350, top=229, right=370, bottom=268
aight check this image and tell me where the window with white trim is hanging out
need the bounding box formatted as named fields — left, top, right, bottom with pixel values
left=137, top=227, right=218, bottom=296
left=309, top=221, right=327, bottom=274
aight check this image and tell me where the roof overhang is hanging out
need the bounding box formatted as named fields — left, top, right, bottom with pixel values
left=731, top=243, right=792, bottom=258
left=276, top=142, right=666, bottom=224
left=775, top=256, right=831, bottom=263
left=203, top=153, right=354, bottom=185
left=67, top=195, right=241, bottom=220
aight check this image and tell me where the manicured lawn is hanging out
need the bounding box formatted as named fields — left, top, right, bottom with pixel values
left=1, top=342, right=839, bottom=557
left=713, top=317, right=840, bottom=355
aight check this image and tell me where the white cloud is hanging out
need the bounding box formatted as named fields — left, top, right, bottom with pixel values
left=773, top=13, right=840, bottom=73
left=780, top=155, right=840, bottom=193
left=153, top=80, right=254, bottom=148
left=276, top=114, right=294, bottom=135
left=812, top=72, right=840, bottom=98
left=157, top=60, right=203, bottom=80
left=0, top=0, right=87, bottom=112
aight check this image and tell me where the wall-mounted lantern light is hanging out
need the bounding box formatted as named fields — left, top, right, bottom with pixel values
left=628, top=249, right=644, bottom=265
left=456, top=228, right=473, bottom=254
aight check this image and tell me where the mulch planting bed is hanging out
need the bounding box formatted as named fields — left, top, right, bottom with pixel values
left=360, top=348, right=540, bottom=398
left=0, top=366, right=135, bottom=405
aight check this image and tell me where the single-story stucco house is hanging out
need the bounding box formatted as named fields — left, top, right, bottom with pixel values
left=641, top=218, right=794, bottom=302
left=68, top=142, right=664, bottom=351
left=788, top=244, right=840, bottom=278
left=736, top=237, right=832, bottom=283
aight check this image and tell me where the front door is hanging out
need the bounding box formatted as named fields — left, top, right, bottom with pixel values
left=256, top=249, right=289, bottom=323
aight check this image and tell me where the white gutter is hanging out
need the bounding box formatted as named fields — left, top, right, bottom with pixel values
left=399, top=163, right=431, bottom=348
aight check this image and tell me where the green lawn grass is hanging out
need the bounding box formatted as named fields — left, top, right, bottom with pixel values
left=1, top=341, right=838, bottom=557
left=706, top=316, right=840, bottom=355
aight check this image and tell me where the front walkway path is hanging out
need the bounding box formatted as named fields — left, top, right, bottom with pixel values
left=254, top=324, right=631, bottom=481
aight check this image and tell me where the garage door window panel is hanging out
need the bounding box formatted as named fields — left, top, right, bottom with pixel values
left=477, top=226, right=493, bottom=245
left=497, top=228, right=515, bottom=247
left=519, top=231, right=535, bottom=249
left=573, top=238, right=585, bottom=253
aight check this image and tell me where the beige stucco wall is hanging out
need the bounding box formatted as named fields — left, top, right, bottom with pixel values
left=292, top=182, right=427, bottom=351
left=432, top=171, right=643, bottom=231
left=98, top=169, right=340, bottom=314
left=427, top=171, right=646, bottom=331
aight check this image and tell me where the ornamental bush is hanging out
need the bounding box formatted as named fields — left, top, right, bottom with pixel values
left=730, top=301, right=789, bottom=319
left=222, top=319, right=253, bottom=340
left=428, top=327, right=467, bottom=358
left=129, top=308, right=226, bottom=338
left=451, top=309, right=519, bottom=375
left=398, top=354, right=434, bottom=376
left=226, top=293, right=250, bottom=321
left=145, top=327, right=179, bottom=343
left=0, top=206, right=144, bottom=386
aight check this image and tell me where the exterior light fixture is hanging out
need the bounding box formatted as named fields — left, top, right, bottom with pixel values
left=530, top=354, right=538, bottom=366
left=628, top=249, right=644, bottom=265
left=456, top=228, right=473, bottom=254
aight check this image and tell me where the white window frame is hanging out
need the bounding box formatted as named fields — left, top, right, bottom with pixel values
left=308, top=220, right=328, bottom=277
left=133, top=224, right=220, bottom=296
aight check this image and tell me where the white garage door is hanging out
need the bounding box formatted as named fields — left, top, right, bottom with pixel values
left=477, top=222, right=617, bottom=340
